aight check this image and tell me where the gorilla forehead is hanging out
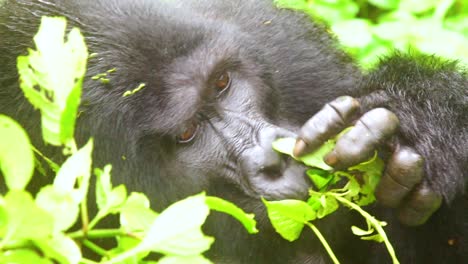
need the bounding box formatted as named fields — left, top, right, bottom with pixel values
left=76, top=1, right=260, bottom=133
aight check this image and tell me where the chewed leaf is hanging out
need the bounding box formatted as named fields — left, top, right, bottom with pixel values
left=17, top=17, right=88, bottom=147
left=272, top=137, right=296, bottom=157
left=299, top=140, right=334, bottom=170
left=272, top=137, right=334, bottom=170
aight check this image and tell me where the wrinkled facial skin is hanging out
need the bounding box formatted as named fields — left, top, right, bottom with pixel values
left=135, top=40, right=311, bottom=203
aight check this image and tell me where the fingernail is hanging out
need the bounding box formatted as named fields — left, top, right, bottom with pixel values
left=324, top=151, right=338, bottom=167
left=293, top=139, right=307, bottom=157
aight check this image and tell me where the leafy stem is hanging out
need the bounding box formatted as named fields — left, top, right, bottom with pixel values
left=332, top=194, right=400, bottom=264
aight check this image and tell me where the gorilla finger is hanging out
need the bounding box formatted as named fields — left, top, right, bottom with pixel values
left=324, top=108, right=399, bottom=169
left=398, top=183, right=442, bottom=226
left=294, top=96, right=360, bottom=157
left=375, top=146, right=424, bottom=207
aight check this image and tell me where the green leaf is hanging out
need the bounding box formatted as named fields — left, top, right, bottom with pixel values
left=272, top=137, right=334, bottom=170
left=120, top=192, right=158, bottom=231
left=0, top=115, right=34, bottom=191
left=349, top=152, right=384, bottom=205
left=158, top=255, right=213, bottom=264
left=263, top=198, right=316, bottom=241
left=205, top=196, right=258, bottom=234
left=138, top=193, right=214, bottom=255
left=272, top=137, right=296, bottom=157
left=54, top=139, right=94, bottom=203
left=0, top=191, right=54, bottom=242
left=16, top=16, right=88, bottom=147
left=299, top=140, right=334, bottom=170
left=34, top=233, right=82, bottom=264
left=96, top=165, right=128, bottom=214
left=317, top=195, right=339, bottom=218
left=306, top=169, right=333, bottom=190
left=344, top=176, right=360, bottom=199
left=36, top=185, right=80, bottom=233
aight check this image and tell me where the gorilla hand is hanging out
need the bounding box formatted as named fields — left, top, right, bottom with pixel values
left=293, top=96, right=442, bottom=226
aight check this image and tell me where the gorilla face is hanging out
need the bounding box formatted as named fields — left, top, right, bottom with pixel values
left=125, top=29, right=311, bottom=201
left=1, top=0, right=467, bottom=263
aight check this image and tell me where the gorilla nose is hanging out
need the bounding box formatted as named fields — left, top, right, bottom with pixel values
left=254, top=126, right=294, bottom=178
left=257, top=150, right=285, bottom=178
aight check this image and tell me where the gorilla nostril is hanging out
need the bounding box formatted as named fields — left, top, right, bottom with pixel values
left=258, top=152, right=289, bottom=179
left=260, top=164, right=282, bottom=178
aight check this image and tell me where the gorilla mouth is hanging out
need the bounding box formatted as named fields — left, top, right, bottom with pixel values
left=246, top=163, right=311, bottom=201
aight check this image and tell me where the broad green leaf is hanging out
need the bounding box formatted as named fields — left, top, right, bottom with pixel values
left=317, top=195, right=339, bottom=218
left=273, top=137, right=334, bottom=170
left=307, top=194, right=323, bottom=211
left=1, top=250, right=53, bottom=264
left=205, top=196, right=258, bottom=234
left=263, top=198, right=316, bottom=241
left=120, top=192, right=158, bottom=231
left=158, top=255, right=213, bottom=264
left=272, top=137, right=295, bottom=157
left=0, top=191, right=54, bottom=242
left=138, top=193, right=214, bottom=255
left=36, top=185, right=80, bottom=233
left=344, top=176, right=360, bottom=199
left=54, top=139, right=93, bottom=203
left=0, top=115, right=34, bottom=191
left=299, top=140, right=334, bottom=170
left=16, top=16, right=88, bottom=147
left=96, top=165, right=127, bottom=215
left=306, top=169, right=333, bottom=190
left=350, top=153, right=384, bottom=194
left=34, top=233, right=82, bottom=264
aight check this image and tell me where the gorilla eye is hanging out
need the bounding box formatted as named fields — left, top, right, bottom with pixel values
left=176, top=121, right=199, bottom=143
left=214, top=71, right=231, bottom=92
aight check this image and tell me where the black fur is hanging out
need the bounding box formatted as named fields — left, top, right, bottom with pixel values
left=0, top=0, right=467, bottom=263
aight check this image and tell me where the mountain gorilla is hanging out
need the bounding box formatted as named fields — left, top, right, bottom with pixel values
left=0, top=0, right=467, bottom=263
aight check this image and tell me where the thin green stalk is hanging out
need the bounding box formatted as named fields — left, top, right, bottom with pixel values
left=306, top=222, right=340, bottom=264
left=333, top=195, right=400, bottom=264
left=82, top=240, right=109, bottom=257
left=68, top=228, right=132, bottom=239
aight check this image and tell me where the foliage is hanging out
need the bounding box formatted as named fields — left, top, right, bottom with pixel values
left=0, top=17, right=257, bottom=264
left=275, top=0, right=468, bottom=69
left=269, top=138, right=399, bottom=264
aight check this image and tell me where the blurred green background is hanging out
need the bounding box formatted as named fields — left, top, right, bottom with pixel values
left=276, top=0, right=468, bottom=69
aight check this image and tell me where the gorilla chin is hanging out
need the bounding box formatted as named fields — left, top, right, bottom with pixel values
left=0, top=0, right=467, bottom=263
